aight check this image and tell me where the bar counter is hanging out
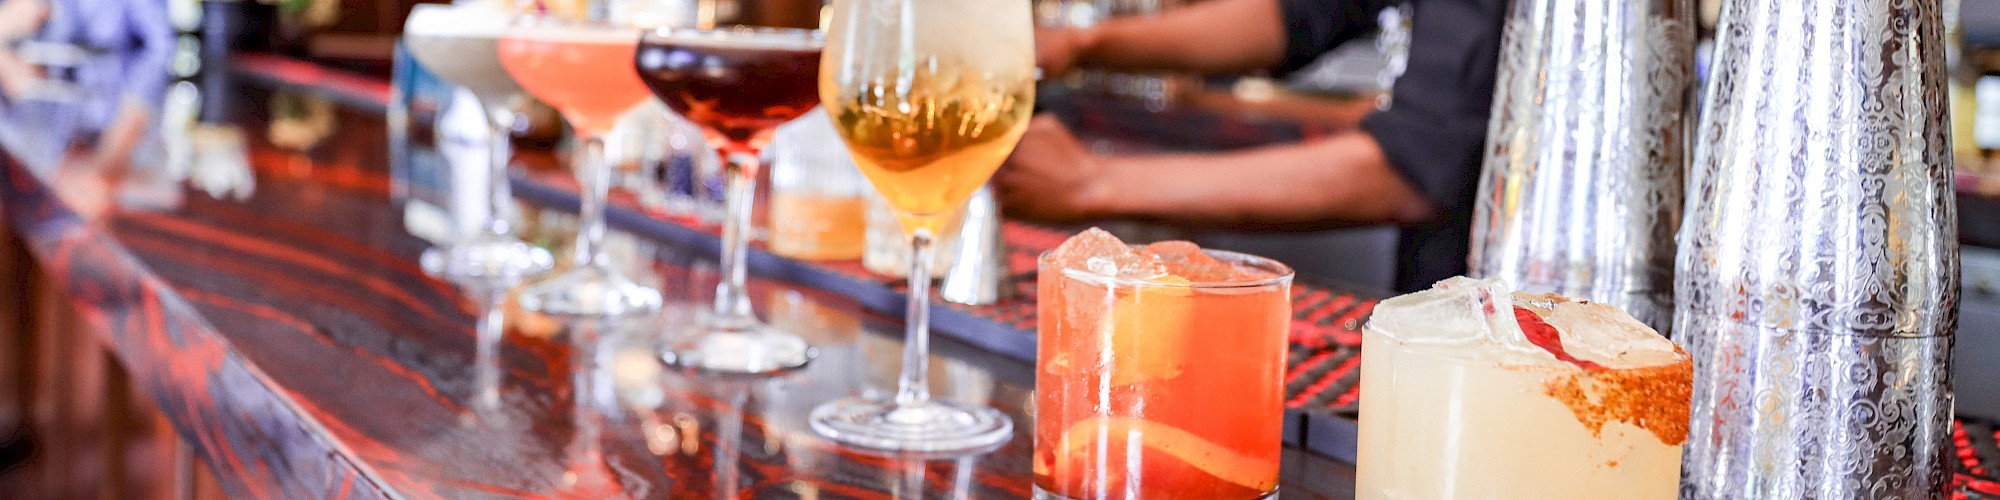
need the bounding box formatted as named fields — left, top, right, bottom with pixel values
left=2, top=55, right=1997, bottom=498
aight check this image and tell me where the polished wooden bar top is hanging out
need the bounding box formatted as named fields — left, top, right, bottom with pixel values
left=0, top=60, right=1379, bottom=498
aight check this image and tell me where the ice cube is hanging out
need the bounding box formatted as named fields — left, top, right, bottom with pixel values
left=1144, top=240, right=1263, bottom=282
left=1085, top=256, right=1117, bottom=276
left=1513, top=293, right=1681, bottom=369
left=1369, top=277, right=1527, bottom=349
left=1371, top=277, right=1680, bottom=369
left=1049, top=227, right=1166, bottom=280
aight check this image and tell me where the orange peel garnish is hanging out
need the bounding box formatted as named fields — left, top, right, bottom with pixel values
left=1105, top=276, right=1194, bottom=387
left=1051, top=417, right=1277, bottom=493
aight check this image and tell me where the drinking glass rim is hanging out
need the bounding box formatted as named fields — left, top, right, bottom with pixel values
left=504, top=10, right=651, bottom=31
left=1038, top=248, right=1295, bottom=289
left=406, top=3, right=511, bottom=35
left=643, top=26, right=826, bottom=47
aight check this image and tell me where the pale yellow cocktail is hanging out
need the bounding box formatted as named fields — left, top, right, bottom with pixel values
left=1357, top=277, right=1691, bottom=499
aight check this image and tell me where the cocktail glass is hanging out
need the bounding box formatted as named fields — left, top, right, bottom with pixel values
left=404, top=3, right=554, bottom=282
left=1032, top=229, right=1293, bottom=499
left=499, top=11, right=663, bottom=317
left=807, top=0, right=1036, bottom=453
left=1355, top=277, right=1691, bottom=499
left=634, top=26, right=824, bottom=373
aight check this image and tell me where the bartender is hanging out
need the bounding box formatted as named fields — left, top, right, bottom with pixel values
left=995, top=0, right=1505, bottom=293
left=0, top=0, right=172, bottom=175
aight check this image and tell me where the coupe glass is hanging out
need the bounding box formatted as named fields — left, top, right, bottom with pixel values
left=807, top=0, right=1035, bottom=452
left=499, top=6, right=663, bottom=317
left=635, top=27, right=825, bottom=373
left=403, top=3, right=554, bottom=282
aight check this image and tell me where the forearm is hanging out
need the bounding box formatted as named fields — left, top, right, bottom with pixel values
left=1086, top=133, right=1434, bottom=230
left=90, top=101, right=152, bottom=169
left=1075, top=0, right=1288, bottom=74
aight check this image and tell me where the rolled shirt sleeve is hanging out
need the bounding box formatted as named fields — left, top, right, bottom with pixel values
left=1358, top=0, right=1504, bottom=217
left=1274, top=0, right=1399, bottom=76
left=1275, top=0, right=1509, bottom=291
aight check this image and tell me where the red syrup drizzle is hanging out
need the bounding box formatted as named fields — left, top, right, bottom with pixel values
left=1513, top=306, right=1605, bottom=371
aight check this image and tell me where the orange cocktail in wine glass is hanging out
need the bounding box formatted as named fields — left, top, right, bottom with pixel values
left=807, top=0, right=1035, bottom=453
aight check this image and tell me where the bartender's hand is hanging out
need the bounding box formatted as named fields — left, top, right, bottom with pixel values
left=0, top=0, right=48, bottom=40
left=1035, top=27, right=1097, bottom=79
left=995, top=115, right=1111, bottom=223
left=0, top=49, right=42, bottom=100
left=85, top=98, right=154, bottom=173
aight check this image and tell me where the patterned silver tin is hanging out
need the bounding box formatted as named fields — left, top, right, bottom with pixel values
left=1468, top=0, right=1696, bottom=333
left=940, top=186, right=1011, bottom=306
left=1677, top=0, right=1959, bottom=497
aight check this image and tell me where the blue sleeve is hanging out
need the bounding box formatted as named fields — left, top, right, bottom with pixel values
left=119, top=0, right=176, bottom=106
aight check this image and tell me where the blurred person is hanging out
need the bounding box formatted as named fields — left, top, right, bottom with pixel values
left=0, top=0, right=173, bottom=178
left=995, top=0, right=1505, bottom=292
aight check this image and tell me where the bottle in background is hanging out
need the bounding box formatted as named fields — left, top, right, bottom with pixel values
left=862, top=189, right=960, bottom=278
left=768, top=109, right=869, bottom=260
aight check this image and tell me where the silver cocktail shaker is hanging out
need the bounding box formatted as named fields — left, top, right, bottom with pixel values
left=1468, top=0, right=1696, bottom=333
left=1677, top=0, right=1959, bottom=497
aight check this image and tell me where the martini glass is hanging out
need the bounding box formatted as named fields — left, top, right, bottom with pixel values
left=404, top=3, right=553, bottom=282
left=807, top=0, right=1035, bottom=453
left=499, top=10, right=663, bottom=317
left=634, top=27, right=824, bottom=373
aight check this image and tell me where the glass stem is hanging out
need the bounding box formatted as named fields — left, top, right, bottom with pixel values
left=894, top=230, right=936, bottom=408
left=474, top=286, right=505, bottom=412
left=715, top=385, right=746, bottom=493
left=712, top=151, right=759, bottom=326
left=575, top=136, right=611, bottom=269
left=481, top=103, right=516, bottom=238
left=564, top=319, right=613, bottom=492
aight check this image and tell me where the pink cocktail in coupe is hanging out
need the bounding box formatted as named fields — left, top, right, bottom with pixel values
left=499, top=19, right=662, bottom=317
left=499, top=24, right=651, bottom=135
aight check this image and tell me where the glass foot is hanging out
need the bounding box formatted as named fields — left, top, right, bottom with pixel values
left=1032, top=486, right=1277, bottom=500
left=809, top=398, right=1012, bottom=454
left=661, top=320, right=816, bottom=374
left=420, top=234, right=554, bottom=283
left=518, top=264, right=663, bottom=317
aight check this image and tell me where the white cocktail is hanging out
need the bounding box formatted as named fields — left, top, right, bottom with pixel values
left=1356, top=277, right=1690, bottom=499
left=403, top=4, right=552, bottom=281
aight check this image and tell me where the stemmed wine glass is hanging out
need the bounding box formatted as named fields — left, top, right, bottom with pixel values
left=635, top=27, right=824, bottom=373
left=498, top=3, right=664, bottom=317
left=403, top=3, right=554, bottom=282
left=808, top=0, right=1035, bottom=452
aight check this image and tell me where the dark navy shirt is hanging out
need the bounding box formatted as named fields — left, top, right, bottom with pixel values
left=1275, top=0, right=1506, bottom=293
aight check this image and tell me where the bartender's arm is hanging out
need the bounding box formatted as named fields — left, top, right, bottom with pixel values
left=1038, top=0, right=1392, bottom=75
left=0, top=0, right=49, bottom=99
left=1040, top=0, right=1286, bottom=75
left=998, top=116, right=1434, bottom=230
left=1003, top=0, right=1432, bottom=229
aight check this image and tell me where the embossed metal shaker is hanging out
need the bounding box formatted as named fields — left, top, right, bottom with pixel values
left=940, top=186, right=1011, bottom=306
left=1677, top=0, right=1959, bottom=497
left=1468, top=0, right=1695, bottom=333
